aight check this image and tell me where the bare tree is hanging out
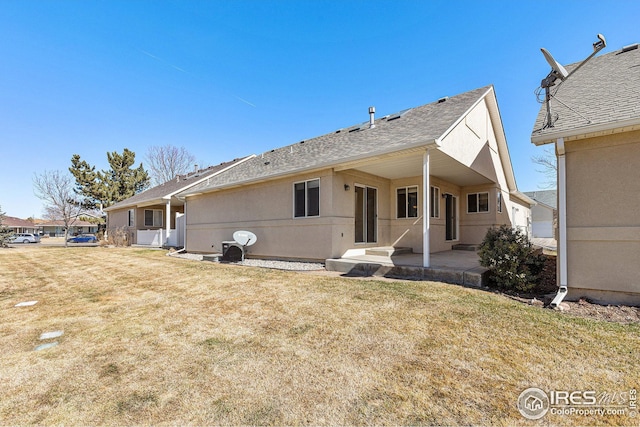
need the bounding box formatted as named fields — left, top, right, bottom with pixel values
left=145, top=145, right=197, bottom=186
left=531, top=147, right=557, bottom=189
left=33, top=170, right=84, bottom=247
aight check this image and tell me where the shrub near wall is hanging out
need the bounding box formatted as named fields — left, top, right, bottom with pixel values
left=478, top=225, right=546, bottom=293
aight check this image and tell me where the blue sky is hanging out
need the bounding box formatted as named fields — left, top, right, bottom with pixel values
left=1, top=0, right=639, bottom=218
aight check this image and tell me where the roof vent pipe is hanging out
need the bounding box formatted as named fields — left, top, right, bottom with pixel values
left=369, top=106, right=375, bottom=128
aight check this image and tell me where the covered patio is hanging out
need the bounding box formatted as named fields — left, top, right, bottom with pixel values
left=325, top=248, right=489, bottom=287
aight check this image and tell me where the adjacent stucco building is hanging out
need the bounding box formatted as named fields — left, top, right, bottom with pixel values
left=105, top=158, right=251, bottom=247
left=531, top=42, right=640, bottom=305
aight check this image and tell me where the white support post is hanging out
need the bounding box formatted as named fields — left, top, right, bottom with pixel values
left=423, top=149, right=431, bottom=268
left=165, top=199, right=171, bottom=246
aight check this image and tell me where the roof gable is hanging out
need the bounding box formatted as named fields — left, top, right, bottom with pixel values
left=531, top=44, right=640, bottom=145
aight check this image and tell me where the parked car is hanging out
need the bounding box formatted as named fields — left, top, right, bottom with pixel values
left=67, top=234, right=97, bottom=243
left=10, top=233, right=40, bottom=244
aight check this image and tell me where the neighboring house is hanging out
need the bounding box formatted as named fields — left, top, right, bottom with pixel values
left=531, top=42, right=640, bottom=306
left=180, top=85, right=533, bottom=265
left=524, top=190, right=557, bottom=238
left=2, top=216, right=38, bottom=234
left=104, top=157, right=252, bottom=247
left=38, top=219, right=99, bottom=237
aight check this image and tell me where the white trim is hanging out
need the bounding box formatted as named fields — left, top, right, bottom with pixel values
left=292, top=177, right=320, bottom=218
left=430, top=185, right=440, bottom=219
left=354, top=183, right=378, bottom=244
left=466, top=192, right=490, bottom=214
left=444, top=193, right=459, bottom=242
left=437, top=86, right=493, bottom=143
left=531, top=117, right=640, bottom=146
left=395, top=185, right=419, bottom=219
left=127, top=209, right=135, bottom=227
left=143, top=208, right=163, bottom=227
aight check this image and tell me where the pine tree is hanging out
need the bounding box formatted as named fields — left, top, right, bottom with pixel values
left=102, top=149, right=150, bottom=204
left=69, top=149, right=150, bottom=209
left=0, top=205, right=15, bottom=247
left=69, top=154, right=106, bottom=210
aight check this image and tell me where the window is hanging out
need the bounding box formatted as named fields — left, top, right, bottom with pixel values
left=430, top=186, right=440, bottom=218
left=294, top=178, right=320, bottom=218
left=127, top=209, right=135, bottom=227
left=144, top=209, right=163, bottom=227
left=467, top=192, right=489, bottom=213
left=497, top=192, right=502, bottom=213
left=397, top=186, right=418, bottom=218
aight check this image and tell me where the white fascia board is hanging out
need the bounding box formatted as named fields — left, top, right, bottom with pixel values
left=183, top=139, right=440, bottom=197
left=510, top=190, right=536, bottom=207
left=437, top=86, right=494, bottom=143
left=531, top=118, right=640, bottom=146
left=485, top=88, right=519, bottom=193
left=166, top=154, right=256, bottom=198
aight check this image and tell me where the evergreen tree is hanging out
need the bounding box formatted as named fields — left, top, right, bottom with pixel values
left=69, top=154, right=106, bottom=210
left=0, top=205, right=15, bottom=247
left=102, top=149, right=150, bottom=204
left=69, top=149, right=150, bottom=209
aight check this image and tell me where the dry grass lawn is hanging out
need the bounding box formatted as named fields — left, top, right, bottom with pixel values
left=1, top=246, right=638, bottom=426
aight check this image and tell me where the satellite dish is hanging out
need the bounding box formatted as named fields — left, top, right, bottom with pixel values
left=538, top=34, right=607, bottom=129
left=233, top=230, right=257, bottom=247
left=541, top=48, right=568, bottom=81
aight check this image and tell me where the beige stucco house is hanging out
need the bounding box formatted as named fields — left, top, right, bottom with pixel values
left=104, top=157, right=251, bottom=247
left=531, top=42, right=640, bottom=306
left=180, top=85, right=532, bottom=265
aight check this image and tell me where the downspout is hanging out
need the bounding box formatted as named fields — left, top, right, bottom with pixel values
left=551, top=137, right=568, bottom=308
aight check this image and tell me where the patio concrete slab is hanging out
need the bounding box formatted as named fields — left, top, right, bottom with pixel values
left=326, top=250, right=489, bottom=287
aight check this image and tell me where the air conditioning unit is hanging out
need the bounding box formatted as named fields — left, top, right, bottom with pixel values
left=221, top=241, right=244, bottom=262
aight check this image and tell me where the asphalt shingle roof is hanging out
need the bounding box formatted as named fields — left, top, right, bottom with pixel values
left=105, top=157, right=248, bottom=210
left=183, top=85, right=493, bottom=195
left=531, top=44, right=640, bottom=142
left=524, top=190, right=557, bottom=209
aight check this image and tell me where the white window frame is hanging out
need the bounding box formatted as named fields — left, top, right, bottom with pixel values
left=355, top=183, right=378, bottom=244
left=293, top=178, right=320, bottom=218
left=144, top=209, right=163, bottom=227
left=467, top=192, right=490, bottom=214
left=127, top=209, right=135, bottom=227
left=497, top=191, right=503, bottom=213
left=396, top=186, right=419, bottom=219
left=430, top=186, right=440, bottom=219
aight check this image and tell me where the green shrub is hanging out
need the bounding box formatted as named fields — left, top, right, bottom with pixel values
left=478, top=225, right=546, bottom=293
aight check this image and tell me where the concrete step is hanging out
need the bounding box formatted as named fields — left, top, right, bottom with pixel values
left=452, top=244, right=479, bottom=251
left=325, top=258, right=488, bottom=288
left=365, top=246, right=413, bottom=257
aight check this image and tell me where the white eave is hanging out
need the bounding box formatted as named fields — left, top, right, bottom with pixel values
left=531, top=117, right=640, bottom=146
